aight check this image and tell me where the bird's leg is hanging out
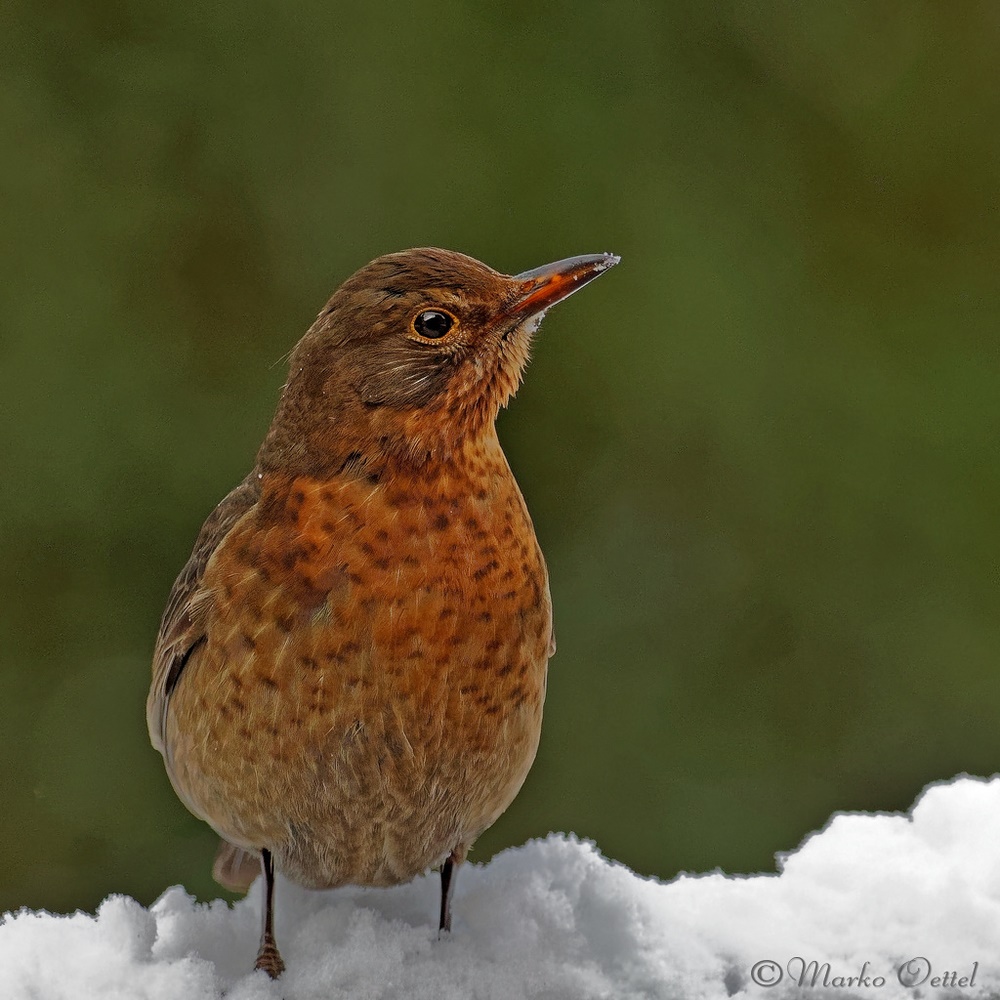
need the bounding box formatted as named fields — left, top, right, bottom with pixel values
left=439, top=845, right=467, bottom=934
left=254, top=848, right=285, bottom=979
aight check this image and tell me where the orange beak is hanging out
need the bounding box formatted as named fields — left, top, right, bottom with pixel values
left=509, top=252, right=620, bottom=318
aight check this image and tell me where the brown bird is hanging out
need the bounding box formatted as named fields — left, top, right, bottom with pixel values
left=147, top=246, right=619, bottom=977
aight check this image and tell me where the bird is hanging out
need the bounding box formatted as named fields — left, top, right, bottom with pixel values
left=147, top=246, right=620, bottom=977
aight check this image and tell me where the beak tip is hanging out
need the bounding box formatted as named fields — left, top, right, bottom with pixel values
left=510, top=251, right=621, bottom=316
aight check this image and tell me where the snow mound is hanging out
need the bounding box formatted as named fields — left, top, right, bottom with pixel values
left=3, top=775, right=999, bottom=999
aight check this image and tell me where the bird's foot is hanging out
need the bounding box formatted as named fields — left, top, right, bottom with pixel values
left=254, top=940, right=285, bottom=979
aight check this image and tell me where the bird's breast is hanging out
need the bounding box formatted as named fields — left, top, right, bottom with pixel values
left=165, top=445, right=552, bottom=881
left=219, top=451, right=552, bottom=700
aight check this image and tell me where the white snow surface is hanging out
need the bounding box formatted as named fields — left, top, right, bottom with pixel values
left=3, top=774, right=999, bottom=1000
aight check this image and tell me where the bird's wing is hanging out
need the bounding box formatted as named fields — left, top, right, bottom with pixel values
left=147, top=474, right=261, bottom=756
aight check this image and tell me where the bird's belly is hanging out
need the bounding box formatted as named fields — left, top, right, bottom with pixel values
left=164, top=477, right=552, bottom=888
left=167, top=615, right=547, bottom=888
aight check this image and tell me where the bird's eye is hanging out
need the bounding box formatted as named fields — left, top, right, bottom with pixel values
left=412, top=310, right=455, bottom=340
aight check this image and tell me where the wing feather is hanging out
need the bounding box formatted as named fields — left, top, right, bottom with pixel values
left=147, top=474, right=261, bottom=755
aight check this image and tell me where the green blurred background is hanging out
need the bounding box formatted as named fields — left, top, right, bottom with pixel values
left=3, top=1, right=999, bottom=915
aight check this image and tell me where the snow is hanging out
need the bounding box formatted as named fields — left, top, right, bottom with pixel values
left=3, top=774, right=998, bottom=999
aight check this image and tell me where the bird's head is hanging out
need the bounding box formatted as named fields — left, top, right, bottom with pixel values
left=259, top=247, right=619, bottom=472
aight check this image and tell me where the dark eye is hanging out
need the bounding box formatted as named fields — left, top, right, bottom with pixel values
left=413, top=310, right=454, bottom=339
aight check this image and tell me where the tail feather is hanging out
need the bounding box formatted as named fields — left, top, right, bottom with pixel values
left=213, top=839, right=262, bottom=893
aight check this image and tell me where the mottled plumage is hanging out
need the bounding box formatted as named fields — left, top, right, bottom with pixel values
left=148, top=247, right=619, bottom=976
